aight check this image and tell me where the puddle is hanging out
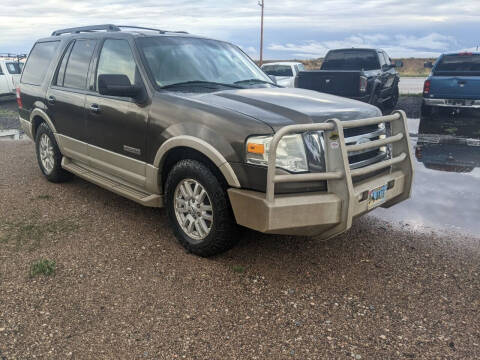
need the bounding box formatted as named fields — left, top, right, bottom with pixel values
left=0, top=129, right=24, bottom=140
left=371, top=114, right=480, bottom=237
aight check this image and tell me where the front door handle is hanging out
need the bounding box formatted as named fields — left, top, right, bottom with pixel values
left=89, top=104, right=100, bottom=113
left=47, top=95, right=55, bottom=105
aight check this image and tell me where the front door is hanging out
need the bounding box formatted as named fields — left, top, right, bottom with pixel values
left=85, top=38, right=149, bottom=187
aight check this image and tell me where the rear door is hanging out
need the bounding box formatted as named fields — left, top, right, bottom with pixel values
left=46, top=39, right=97, bottom=163
left=85, top=38, right=149, bottom=187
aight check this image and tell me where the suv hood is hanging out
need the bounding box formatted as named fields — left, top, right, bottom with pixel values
left=178, top=88, right=381, bottom=131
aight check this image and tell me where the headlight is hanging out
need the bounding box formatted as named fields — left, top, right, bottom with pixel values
left=246, top=133, right=318, bottom=173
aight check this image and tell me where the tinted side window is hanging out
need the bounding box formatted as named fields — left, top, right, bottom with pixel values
left=96, top=39, right=137, bottom=90
left=0, top=64, right=3, bottom=75
left=55, top=41, right=74, bottom=86
left=21, top=41, right=60, bottom=85
left=63, top=39, right=97, bottom=90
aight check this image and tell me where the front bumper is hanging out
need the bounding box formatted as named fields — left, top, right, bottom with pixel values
left=228, top=111, right=414, bottom=238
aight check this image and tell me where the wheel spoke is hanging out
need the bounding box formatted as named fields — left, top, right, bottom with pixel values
left=179, top=183, right=189, bottom=199
left=194, top=219, right=204, bottom=237
left=197, top=189, right=206, bottom=203
left=198, top=218, right=209, bottom=234
left=193, top=183, right=201, bottom=197
left=184, top=182, right=194, bottom=197
left=186, top=215, right=195, bottom=233
left=200, top=204, right=212, bottom=212
left=202, top=213, right=213, bottom=222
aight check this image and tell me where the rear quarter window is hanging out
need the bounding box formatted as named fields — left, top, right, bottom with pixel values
left=21, top=41, right=60, bottom=85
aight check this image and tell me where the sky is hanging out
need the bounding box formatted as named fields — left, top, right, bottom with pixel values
left=2, top=0, right=480, bottom=59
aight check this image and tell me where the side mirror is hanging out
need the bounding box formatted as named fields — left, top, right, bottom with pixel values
left=424, top=61, right=433, bottom=69
left=394, top=60, right=403, bottom=68
left=98, top=74, right=141, bottom=98
left=268, top=75, right=277, bottom=84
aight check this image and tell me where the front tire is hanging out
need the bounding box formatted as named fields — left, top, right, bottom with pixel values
left=165, top=159, right=239, bottom=257
left=35, top=122, right=72, bottom=183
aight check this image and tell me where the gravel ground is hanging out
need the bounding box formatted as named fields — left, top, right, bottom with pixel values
left=1, top=140, right=479, bottom=359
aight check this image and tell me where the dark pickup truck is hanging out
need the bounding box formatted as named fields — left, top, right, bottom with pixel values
left=295, top=48, right=402, bottom=114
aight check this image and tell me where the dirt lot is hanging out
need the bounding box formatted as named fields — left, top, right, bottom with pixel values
left=1, top=140, right=479, bottom=359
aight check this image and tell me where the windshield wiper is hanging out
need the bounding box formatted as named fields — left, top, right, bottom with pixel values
left=160, top=80, right=243, bottom=90
left=234, top=78, right=277, bottom=86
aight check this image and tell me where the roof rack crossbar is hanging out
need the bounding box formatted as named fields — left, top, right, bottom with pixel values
left=51, top=24, right=121, bottom=36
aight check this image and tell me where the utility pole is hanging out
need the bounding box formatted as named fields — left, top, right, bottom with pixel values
left=258, top=0, right=264, bottom=66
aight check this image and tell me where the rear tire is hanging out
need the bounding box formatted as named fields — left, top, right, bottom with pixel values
left=165, top=159, right=239, bottom=257
left=35, top=122, right=72, bottom=183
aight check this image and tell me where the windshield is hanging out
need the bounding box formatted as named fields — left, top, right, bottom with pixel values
left=435, top=54, right=480, bottom=75
left=321, top=50, right=380, bottom=71
left=137, top=37, right=274, bottom=89
left=262, top=65, right=293, bottom=77
left=6, top=62, right=22, bottom=74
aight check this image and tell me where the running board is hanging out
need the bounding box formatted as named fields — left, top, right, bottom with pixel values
left=62, top=157, right=163, bottom=208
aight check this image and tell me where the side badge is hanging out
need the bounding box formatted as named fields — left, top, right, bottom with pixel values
left=123, top=145, right=141, bottom=156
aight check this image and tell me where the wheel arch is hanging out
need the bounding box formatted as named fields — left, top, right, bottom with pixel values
left=154, top=136, right=241, bottom=193
left=30, top=108, right=57, bottom=139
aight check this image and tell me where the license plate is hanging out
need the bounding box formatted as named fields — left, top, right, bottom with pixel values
left=368, top=184, right=387, bottom=209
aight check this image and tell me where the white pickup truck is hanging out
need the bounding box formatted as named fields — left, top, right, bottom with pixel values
left=261, top=62, right=305, bottom=88
left=0, top=56, right=24, bottom=97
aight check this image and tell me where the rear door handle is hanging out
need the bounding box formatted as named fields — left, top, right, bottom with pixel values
left=89, top=104, right=100, bottom=113
left=47, top=95, right=55, bottom=105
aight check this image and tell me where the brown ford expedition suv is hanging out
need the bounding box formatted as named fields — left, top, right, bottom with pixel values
left=18, top=25, right=414, bottom=256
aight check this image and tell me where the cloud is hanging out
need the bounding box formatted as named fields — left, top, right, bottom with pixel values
left=0, top=0, right=479, bottom=57
left=268, top=33, right=460, bottom=58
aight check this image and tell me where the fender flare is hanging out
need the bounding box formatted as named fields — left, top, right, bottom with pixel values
left=153, top=135, right=241, bottom=189
left=30, top=108, right=57, bottom=138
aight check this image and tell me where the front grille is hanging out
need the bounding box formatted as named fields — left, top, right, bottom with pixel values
left=343, top=124, right=390, bottom=172
left=343, top=124, right=378, bottom=138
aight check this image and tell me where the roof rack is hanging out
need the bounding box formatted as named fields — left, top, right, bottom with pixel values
left=0, top=53, right=27, bottom=61
left=51, top=24, right=188, bottom=36
left=116, top=25, right=188, bottom=34
left=51, top=24, right=120, bottom=36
